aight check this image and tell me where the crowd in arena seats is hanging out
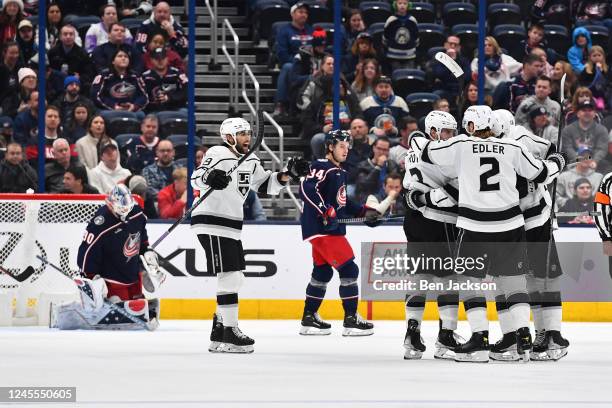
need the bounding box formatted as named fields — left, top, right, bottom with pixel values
left=251, top=0, right=612, bottom=222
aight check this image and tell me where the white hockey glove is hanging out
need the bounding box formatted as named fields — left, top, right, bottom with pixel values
left=405, top=189, right=426, bottom=210
left=141, top=250, right=167, bottom=293
left=546, top=152, right=566, bottom=172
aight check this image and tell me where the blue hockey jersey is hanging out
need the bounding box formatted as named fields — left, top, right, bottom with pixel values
left=300, top=159, right=364, bottom=240
left=77, top=205, right=149, bottom=284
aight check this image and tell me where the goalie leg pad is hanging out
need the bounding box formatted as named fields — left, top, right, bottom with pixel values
left=75, top=277, right=108, bottom=312
left=51, top=299, right=153, bottom=330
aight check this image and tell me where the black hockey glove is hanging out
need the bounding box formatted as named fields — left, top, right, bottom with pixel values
left=546, top=152, right=566, bottom=172
left=206, top=169, right=232, bottom=190
left=363, top=206, right=382, bottom=228
left=284, top=157, right=311, bottom=182
left=405, top=189, right=426, bottom=211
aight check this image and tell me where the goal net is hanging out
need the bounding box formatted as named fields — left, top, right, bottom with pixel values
left=0, top=193, right=108, bottom=326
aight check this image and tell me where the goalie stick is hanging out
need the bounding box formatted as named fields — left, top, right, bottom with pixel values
left=151, top=110, right=265, bottom=249
left=0, top=264, right=35, bottom=283
left=36, top=255, right=152, bottom=331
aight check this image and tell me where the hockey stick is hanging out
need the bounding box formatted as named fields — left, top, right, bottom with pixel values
left=337, top=215, right=405, bottom=224
left=435, top=51, right=465, bottom=124
left=544, top=73, right=567, bottom=278
left=556, top=211, right=601, bottom=217
left=151, top=110, right=265, bottom=249
left=36, top=255, right=152, bottom=331
left=0, top=264, right=35, bottom=283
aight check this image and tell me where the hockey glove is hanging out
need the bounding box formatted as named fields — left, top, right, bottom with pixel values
left=405, top=189, right=426, bottom=211
left=141, top=250, right=167, bottom=293
left=206, top=169, right=232, bottom=190
left=363, top=206, right=382, bottom=228
left=546, top=152, right=566, bottom=172
left=321, top=205, right=339, bottom=231
left=284, top=157, right=311, bottom=182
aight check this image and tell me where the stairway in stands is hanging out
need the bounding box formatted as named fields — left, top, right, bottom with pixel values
left=175, top=0, right=301, bottom=219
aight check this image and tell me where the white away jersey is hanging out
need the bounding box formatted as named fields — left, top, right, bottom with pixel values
left=190, top=145, right=284, bottom=239
left=403, top=136, right=458, bottom=224
left=421, top=134, right=554, bottom=232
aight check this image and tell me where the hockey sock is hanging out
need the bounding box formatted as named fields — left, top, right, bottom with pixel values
left=304, top=264, right=333, bottom=313
left=495, top=294, right=513, bottom=334
left=495, top=275, right=530, bottom=329
left=405, top=292, right=426, bottom=328
left=338, top=262, right=359, bottom=316
left=437, top=291, right=458, bottom=330
left=527, top=275, right=543, bottom=331
left=464, top=295, right=488, bottom=333
left=536, top=278, right=562, bottom=332
left=216, top=272, right=243, bottom=328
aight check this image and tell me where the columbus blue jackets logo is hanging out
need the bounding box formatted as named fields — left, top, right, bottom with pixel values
left=123, top=232, right=141, bottom=262
left=238, top=171, right=251, bottom=197
left=395, top=27, right=411, bottom=45
left=336, top=185, right=347, bottom=207
left=110, top=81, right=136, bottom=99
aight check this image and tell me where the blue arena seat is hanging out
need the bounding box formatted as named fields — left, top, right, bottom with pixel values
left=359, top=1, right=392, bottom=27
left=442, top=2, right=477, bottom=28
left=392, top=68, right=427, bottom=96
left=585, top=25, right=609, bottom=48
left=487, top=3, right=522, bottom=27
left=492, top=24, right=527, bottom=61
left=405, top=92, right=440, bottom=121
left=410, top=2, right=436, bottom=24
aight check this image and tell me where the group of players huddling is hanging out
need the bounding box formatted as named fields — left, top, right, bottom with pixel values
left=51, top=105, right=575, bottom=363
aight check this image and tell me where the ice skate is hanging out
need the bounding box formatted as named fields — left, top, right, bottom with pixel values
left=299, top=311, right=331, bottom=335
left=219, top=326, right=255, bottom=354
left=531, top=330, right=569, bottom=361
left=516, top=327, right=532, bottom=362
left=403, top=319, right=426, bottom=359
left=434, top=328, right=464, bottom=360
left=342, top=313, right=374, bottom=336
left=208, top=314, right=224, bottom=353
left=489, top=332, right=520, bottom=362
left=455, top=331, right=489, bottom=363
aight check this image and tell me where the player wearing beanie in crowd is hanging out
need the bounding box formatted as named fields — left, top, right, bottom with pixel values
left=191, top=117, right=309, bottom=353
left=299, top=130, right=381, bottom=336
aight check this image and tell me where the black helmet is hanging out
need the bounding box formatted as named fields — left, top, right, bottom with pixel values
left=324, top=129, right=351, bottom=147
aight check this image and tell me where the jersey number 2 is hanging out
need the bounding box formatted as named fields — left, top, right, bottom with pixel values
left=479, top=157, right=500, bottom=192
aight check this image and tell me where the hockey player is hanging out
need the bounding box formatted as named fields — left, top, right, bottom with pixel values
left=190, top=117, right=309, bottom=353
left=419, top=105, right=565, bottom=362
left=491, top=109, right=569, bottom=361
left=299, top=129, right=378, bottom=336
left=51, top=184, right=163, bottom=330
left=402, top=111, right=463, bottom=360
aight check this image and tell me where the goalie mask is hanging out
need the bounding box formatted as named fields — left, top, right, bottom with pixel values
left=424, top=111, right=457, bottom=140
left=106, top=184, right=135, bottom=221
left=462, top=105, right=493, bottom=135
left=493, top=109, right=515, bottom=138
left=219, top=117, right=252, bottom=149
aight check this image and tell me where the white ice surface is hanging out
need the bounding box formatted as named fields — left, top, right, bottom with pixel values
left=1, top=320, right=612, bottom=408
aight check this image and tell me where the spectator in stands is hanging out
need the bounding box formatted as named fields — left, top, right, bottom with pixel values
left=195, top=145, right=207, bottom=168
left=509, top=53, right=544, bottom=113
left=573, top=1, right=612, bottom=32
left=556, top=146, right=603, bottom=209
left=460, top=81, right=492, bottom=125
left=346, top=9, right=365, bottom=44
left=345, top=118, right=373, bottom=195
left=351, top=58, right=380, bottom=101
left=16, top=19, right=36, bottom=67
left=87, top=140, right=131, bottom=194
left=578, top=46, right=612, bottom=111
left=567, top=27, right=592, bottom=74
left=158, top=167, right=187, bottom=219
left=25, top=105, right=75, bottom=165
left=41, top=3, right=62, bottom=50
left=48, top=25, right=94, bottom=89
left=12, top=90, right=36, bottom=145
left=92, top=49, right=148, bottom=112
left=360, top=76, right=409, bottom=138
left=142, top=33, right=185, bottom=73
left=135, top=1, right=187, bottom=58
left=355, top=136, right=399, bottom=203
left=62, top=163, right=99, bottom=194
left=562, top=100, right=608, bottom=169
left=75, top=114, right=114, bottom=169
left=53, top=76, right=95, bottom=128
left=243, top=190, right=266, bottom=221
left=430, top=35, right=471, bottom=103
left=383, top=0, right=418, bottom=71
left=344, top=32, right=377, bottom=81
left=0, top=116, right=13, bottom=149
left=91, top=22, right=143, bottom=74
left=297, top=53, right=333, bottom=111
left=142, top=139, right=181, bottom=207
left=142, top=47, right=187, bottom=113
left=515, top=76, right=561, bottom=127
left=433, top=98, right=450, bottom=112
left=531, top=47, right=554, bottom=78
left=551, top=60, right=577, bottom=104
left=85, top=5, right=133, bottom=54
left=28, top=52, right=66, bottom=103
left=558, top=178, right=595, bottom=224
left=45, top=138, right=78, bottom=192
left=273, top=1, right=313, bottom=117
left=520, top=23, right=549, bottom=58
left=0, top=0, right=25, bottom=46
left=565, top=87, right=601, bottom=125
left=389, top=115, right=417, bottom=170
left=116, top=0, right=153, bottom=18
left=64, top=102, right=93, bottom=142
left=366, top=173, right=405, bottom=217
left=0, top=41, right=21, bottom=106
left=525, top=106, right=558, bottom=144
left=125, top=114, right=159, bottom=174
left=471, top=36, right=521, bottom=94
left=2, top=66, right=36, bottom=118
left=0, top=142, right=37, bottom=192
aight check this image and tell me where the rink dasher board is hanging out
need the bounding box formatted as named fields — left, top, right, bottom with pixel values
left=1, top=222, right=611, bottom=321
